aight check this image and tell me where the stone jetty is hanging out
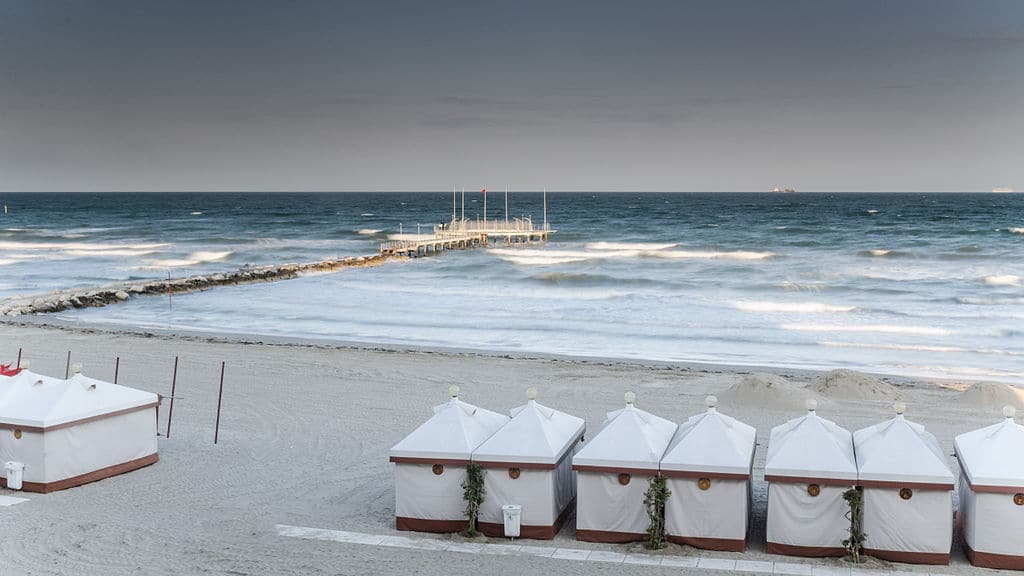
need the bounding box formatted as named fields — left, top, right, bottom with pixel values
left=0, top=253, right=392, bottom=317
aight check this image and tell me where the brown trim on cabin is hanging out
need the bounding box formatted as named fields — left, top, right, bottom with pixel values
left=395, top=517, right=468, bottom=533
left=863, top=548, right=949, bottom=565
left=764, top=475, right=857, bottom=487
left=667, top=534, right=746, bottom=552
left=477, top=497, right=576, bottom=539
left=474, top=461, right=556, bottom=470
left=575, top=528, right=646, bottom=543
left=857, top=480, right=954, bottom=491
left=0, top=452, right=158, bottom=494
left=766, top=541, right=846, bottom=558
left=571, top=465, right=658, bottom=476
left=661, top=470, right=750, bottom=481
left=0, top=401, right=160, bottom=433
left=964, top=541, right=1024, bottom=570
left=963, top=481, right=1024, bottom=494
left=388, top=457, right=470, bottom=466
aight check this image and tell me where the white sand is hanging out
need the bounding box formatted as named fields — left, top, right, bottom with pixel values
left=0, top=321, right=1012, bottom=575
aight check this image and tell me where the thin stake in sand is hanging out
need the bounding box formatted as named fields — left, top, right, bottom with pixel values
left=214, top=361, right=225, bottom=444
left=114, top=356, right=120, bottom=384
left=64, top=350, right=71, bottom=378
left=166, top=356, right=179, bottom=438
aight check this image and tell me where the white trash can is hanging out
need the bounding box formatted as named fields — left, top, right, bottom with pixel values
left=4, top=461, right=25, bottom=491
left=501, top=504, right=522, bottom=538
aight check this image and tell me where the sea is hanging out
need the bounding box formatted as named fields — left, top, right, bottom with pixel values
left=2, top=192, right=1023, bottom=384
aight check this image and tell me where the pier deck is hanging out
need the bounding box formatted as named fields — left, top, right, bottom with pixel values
left=379, top=218, right=554, bottom=258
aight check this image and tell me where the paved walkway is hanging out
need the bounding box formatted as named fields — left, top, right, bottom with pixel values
left=275, top=525, right=953, bottom=576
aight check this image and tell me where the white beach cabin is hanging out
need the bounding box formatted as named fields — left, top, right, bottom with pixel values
left=0, top=364, right=159, bottom=493
left=764, top=399, right=858, bottom=557
left=954, top=405, right=1024, bottom=570
left=853, top=403, right=954, bottom=565
left=472, top=388, right=585, bottom=539
left=572, top=392, right=677, bottom=542
left=659, top=396, right=756, bottom=551
left=389, top=386, right=509, bottom=533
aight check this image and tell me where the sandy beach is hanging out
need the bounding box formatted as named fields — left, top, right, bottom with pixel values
left=0, top=320, right=1019, bottom=576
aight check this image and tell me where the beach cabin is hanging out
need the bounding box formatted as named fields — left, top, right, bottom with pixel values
left=0, top=365, right=159, bottom=493
left=853, top=403, right=954, bottom=565
left=471, top=389, right=585, bottom=539
left=659, top=396, right=756, bottom=551
left=389, top=386, right=509, bottom=533
left=954, top=406, right=1024, bottom=570
left=572, top=392, right=677, bottom=542
left=764, top=400, right=858, bottom=557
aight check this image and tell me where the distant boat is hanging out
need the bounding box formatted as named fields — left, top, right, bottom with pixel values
left=771, top=186, right=796, bottom=193
left=992, top=186, right=1015, bottom=193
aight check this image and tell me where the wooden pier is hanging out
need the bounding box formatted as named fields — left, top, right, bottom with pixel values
left=380, top=218, right=554, bottom=258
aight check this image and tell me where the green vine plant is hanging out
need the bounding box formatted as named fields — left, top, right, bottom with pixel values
left=643, top=474, right=671, bottom=550
left=462, top=462, right=486, bottom=537
left=841, top=487, right=867, bottom=563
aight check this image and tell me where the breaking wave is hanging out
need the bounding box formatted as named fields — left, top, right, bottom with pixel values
left=734, top=301, right=855, bottom=313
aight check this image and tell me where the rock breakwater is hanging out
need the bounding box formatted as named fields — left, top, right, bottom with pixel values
left=0, top=254, right=392, bottom=317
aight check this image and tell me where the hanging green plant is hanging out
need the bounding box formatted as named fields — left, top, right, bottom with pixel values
left=462, top=462, right=486, bottom=537
left=841, top=487, right=867, bottom=563
left=643, top=474, right=671, bottom=550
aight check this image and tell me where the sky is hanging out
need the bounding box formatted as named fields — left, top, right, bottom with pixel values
left=1, top=1, right=1022, bottom=192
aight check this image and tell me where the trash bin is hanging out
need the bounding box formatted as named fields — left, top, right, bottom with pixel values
left=502, top=504, right=522, bottom=538
left=4, top=461, right=24, bottom=491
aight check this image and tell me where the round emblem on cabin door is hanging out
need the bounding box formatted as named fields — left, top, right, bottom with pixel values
left=1014, top=493, right=1024, bottom=506
left=13, top=429, right=22, bottom=440
left=431, top=464, right=444, bottom=475
left=698, top=478, right=711, bottom=491
left=617, top=473, right=631, bottom=486
left=899, top=488, right=913, bottom=500
left=508, top=468, right=521, bottom=479
left=807, top=484, right=821, bottom=497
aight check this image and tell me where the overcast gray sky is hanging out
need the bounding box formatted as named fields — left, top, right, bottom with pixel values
left=1, top=1, right=1022, bottom=192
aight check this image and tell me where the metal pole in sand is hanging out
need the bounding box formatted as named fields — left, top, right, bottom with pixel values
left=65, top=351, right=71, bottom=378
left=214, top=361, right=225, bottom=444
left=166, top=356, right=179, bottom=438
left=16, top=348, right=21, bottom=368
left=114, top=356, right=120, bottom=384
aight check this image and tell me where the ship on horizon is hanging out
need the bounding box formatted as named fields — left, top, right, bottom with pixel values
left=992, top=186, right=1015, bottom=193
left=771, top=186, right=796, bottom=193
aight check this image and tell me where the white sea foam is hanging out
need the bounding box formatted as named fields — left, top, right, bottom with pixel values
left=869, top=249, right=891, bottom=257
left=734, top=301, right=855, bottom=313
left=190, top=211, right=203, bottom=216
left=866, top=209, right=879, bottom=214
left=653, top=250, right=775, bottom=260
left=0, top=240, right=169, bottom=252
left=360, top=213, right=374, bottom=217
left=783, top=323, right=952, bottom=336
left=983, top=275, right=1021, bottom=286
left=586, top=242, right=677, bottom=251
left=819, top=341, right=1021, bottom=356
left=355, top=229, right=383, bottom=235
left=1010, top=227, right=1024, bottom=235
left=64, top=248, right=161, bottom=258
left=142, top=251, right=232, bottom=268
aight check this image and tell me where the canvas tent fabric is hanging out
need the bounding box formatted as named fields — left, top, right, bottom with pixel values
left=473, top=393, right=585, bottom=538
left=572, top=394, right=677, bottom=542
left=389, top=390, right=509, bottom=533
left=660, top=397, right=756, bottom=551
left=954, top=407, right=1024, bottom=570
left=764, top=403, right=857, bottom=557
left=0, top=370, right=159, bottom=493
left=853, top=407, right=954, bottom=565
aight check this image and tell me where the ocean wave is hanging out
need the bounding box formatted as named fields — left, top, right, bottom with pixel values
left=653, top=250, right=776, bottom=260
left=983, top=275, right=1021, bottom=286
left=1010, top=227, right=1024, bottom=235
left=355, top=229, right=383, bottom=235
left=957, top=296, right=1024, bottom=306
left=190, top=211, right=204, bottom=215
left=586, top=241, right=677, bottom=251
left=64, top=248, right=161, bottom=258
left=783, top=323, right=952, bottom=336
left=734, top=301, right=855, bottom=313
left=819, top=341, right=1020, bottom=356
left=0, top=240, right=169, bottom=252
left=360, top=213, right=374, bottom=217
left=142, top=251, right=232, bottom=268
left=866, top=209, right=879, bottom=215
left=856, top=249, right=916, bottom=259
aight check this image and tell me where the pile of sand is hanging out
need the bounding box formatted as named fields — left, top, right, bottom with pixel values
left=718, top=372, right=822, bottom=411
left=815, top=369, right=902, bottom=401
left=958, top=382, right=1024, bottom=410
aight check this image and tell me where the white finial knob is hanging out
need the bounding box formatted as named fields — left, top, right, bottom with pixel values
left=806, top=399, right=817, bottom=412
left=1004, top=405, right=1017, bottom=419
left=72, top=363, right=82, bottom=374
left=526, top=387, right=537, bottom=400
left=19, top=359, right=30, bottom=369
left=893, top=401, right=906, bottom=415
left=706, top=395, right=718, bottom=409
left=448, top=385, right=460, bottom=398
left=624, top=391, right=636, bottom=405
